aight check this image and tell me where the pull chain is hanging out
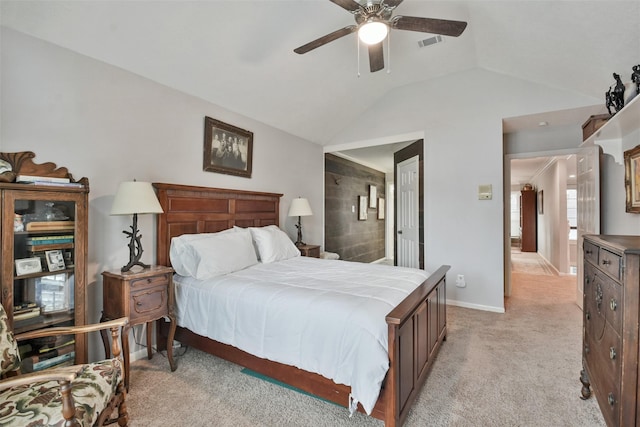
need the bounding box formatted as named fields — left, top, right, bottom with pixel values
left=387, top=30, right=391, bottom=74
left=357, top=35, right=361, bottom=78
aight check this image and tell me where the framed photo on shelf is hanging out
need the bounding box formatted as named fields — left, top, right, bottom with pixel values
left=15, top=257, right=42, bottom=276
left=203, top=116, right=253, bottom=178
left=45, top=250, right=66, bottom=272
left=358, top=195, right=368, bottom=220
left=369, top=185, right=377, bottom=208
left=624, top=144, right=640, bottom=213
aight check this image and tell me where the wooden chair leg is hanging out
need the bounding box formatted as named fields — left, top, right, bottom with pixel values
left=117, top=381, right=129, bottom=427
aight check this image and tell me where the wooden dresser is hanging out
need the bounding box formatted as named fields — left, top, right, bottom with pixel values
left=580, top=235, right=640, bottom=426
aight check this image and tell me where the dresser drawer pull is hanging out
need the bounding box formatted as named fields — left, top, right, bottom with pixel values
left=601, top=259, right=611, bottom=265
left=584, top=345, right=589, bottom=354
left=585, top=311, right=590, bottom=321
left=610, top=298, right=617, bottom=311
left=608, top=393, right=616, bottom=406
left=609, top=347, right=616, bottom=360
left=136, top=301, right=143, bottom=306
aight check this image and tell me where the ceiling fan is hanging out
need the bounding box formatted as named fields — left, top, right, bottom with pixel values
left=294, top=0, right=468, bottom=73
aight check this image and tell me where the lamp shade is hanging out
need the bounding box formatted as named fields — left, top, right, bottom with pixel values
left=288, top=198, right=312, bottom=217
left=110, top=181, right=163, bottom=215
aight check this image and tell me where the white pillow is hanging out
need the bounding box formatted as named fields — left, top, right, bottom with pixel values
left=249, top=225, right=300, bottom=263
left=170, top=228, right=257, bottom=279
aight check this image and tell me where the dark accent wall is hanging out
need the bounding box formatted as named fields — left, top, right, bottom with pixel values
left=325, top=153, right=385, bottom=263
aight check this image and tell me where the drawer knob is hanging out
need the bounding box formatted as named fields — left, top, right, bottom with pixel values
left=584, top=345, right=589, bottom=354
left=595, top=284, right=603, bottom=308
left=608, top=393, right=616, bottom=406
left=136, top=301, right=143, bottom=306
left=147, top=278, right=152, bottom=283
left=602, top=260, right=611, bottom=265
left=609, top=347, right=616, bottom=360
left=586, top=250, right=593, bottom=255
left=585, top=311, right=591, bottom=321
left=610, top=298, right=617, bottom=311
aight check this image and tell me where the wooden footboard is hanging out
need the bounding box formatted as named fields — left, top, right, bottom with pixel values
left=152, top=183, right=450, bottom=426
left=385, top=264, right=450, bottom=427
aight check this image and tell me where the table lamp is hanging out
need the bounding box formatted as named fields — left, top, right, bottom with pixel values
left=111, top=181, right=163, bottom=272
left=288, top=197, right=313, bottom=247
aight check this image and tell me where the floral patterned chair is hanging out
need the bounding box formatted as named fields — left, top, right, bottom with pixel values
left=0, top=303, right=129, bottom=426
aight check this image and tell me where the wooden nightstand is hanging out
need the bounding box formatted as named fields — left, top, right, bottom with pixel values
left=296, top=244, right=320, bottom=258
left=100, top=265, right=177, bottom=390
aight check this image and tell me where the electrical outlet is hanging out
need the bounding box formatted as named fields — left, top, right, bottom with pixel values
left=455, top=274, right=466, bottom=288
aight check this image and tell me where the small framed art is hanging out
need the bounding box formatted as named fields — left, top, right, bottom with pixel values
left=45, top=250, right=66, bottom=272
left=358, top=195, right=368, bottom=220
left=378, top=198, right=385, bottom=219
left=369, top=185, right=377, bottom=208
left=624, top=144, right=640, bottom=213
left=15, top=257, right=42, bottom=276
left=203, top=116, right=253, bottom=178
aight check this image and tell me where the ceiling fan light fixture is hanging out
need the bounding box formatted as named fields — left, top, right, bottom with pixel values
left=358, top=20, right=388, bottom=45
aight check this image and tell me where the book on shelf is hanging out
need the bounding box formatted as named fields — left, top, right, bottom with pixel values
left=23, top=181, right=84, bottom=188
left=14, top=314, right=45, bottom=328
left=22, top=351, right=75, bottom=372
left=25, top=221, right=75, bottom=232
left=27, top=242, right=74, bottom=251
left=26, top=235, right=74, bottom=243
left=21, top=343, right=75, bottom=371
left=39, top=337, right=75, bottom=354
left=14, top=301, right=38, bottom=311
left=13, top=307, right=41, bottom=321
left=15, top=175, right=70, bottom=184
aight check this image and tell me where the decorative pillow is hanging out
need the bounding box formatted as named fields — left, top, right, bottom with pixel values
left=249, top=225, right=300, bottom=263
left=170, top=228, right=258, bottom=279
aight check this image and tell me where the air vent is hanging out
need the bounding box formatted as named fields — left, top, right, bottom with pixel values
left=418, top=35, right=443, bottom=48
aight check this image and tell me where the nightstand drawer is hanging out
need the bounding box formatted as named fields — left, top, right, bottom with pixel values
left=130, top=286, right=167, bottom=321
left=130, top=273, right=170, bottom=291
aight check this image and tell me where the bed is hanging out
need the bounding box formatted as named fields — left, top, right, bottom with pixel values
left=153, top=182, right=450, bottom=427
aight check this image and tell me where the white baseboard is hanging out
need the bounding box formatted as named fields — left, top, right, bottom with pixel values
left=447, top=299, right=505, bottom=313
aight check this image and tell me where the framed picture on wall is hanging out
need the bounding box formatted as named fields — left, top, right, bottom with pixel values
left=203, top=116, right=253, bottom=178
left=369, top=185, right=377, bottom=208
left=358, top=195, right=368, bottom=220
left=378, top=198, right=385, bottom=219
left=624, top=144, right=640, bottom=213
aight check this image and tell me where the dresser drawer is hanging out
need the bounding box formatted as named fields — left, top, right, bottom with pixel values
left=130, top=273, right=170, bottom=291
left=130, top=286, right=168, bottom=322
left=584, top=240, right=599, bottom=265
left=598, top=248, right=622, bottom=281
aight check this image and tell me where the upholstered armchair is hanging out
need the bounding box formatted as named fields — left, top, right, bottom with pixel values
left=0, top=303, right=129, bottom=426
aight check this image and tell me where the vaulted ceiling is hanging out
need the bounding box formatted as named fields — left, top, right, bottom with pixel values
left=2, top=0, right=639, bottom=147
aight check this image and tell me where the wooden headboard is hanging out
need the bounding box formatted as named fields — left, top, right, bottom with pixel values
left=153, top=183, right=283, bottom=267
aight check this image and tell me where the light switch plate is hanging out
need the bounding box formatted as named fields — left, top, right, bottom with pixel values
left=478, top=184, right=492, bottom=200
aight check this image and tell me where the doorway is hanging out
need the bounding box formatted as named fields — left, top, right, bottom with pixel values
left=506, top=153, right=578, bottom=301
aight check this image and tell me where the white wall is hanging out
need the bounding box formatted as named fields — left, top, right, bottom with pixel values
left=601, top=128, right=640, bottom=234
left=1, top=28, right=324, bottom=360
left=329, top=68, right=599, bottom=312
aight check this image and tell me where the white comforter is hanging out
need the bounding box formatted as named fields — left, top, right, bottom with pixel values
left=173, top=256, right=429, bottom=415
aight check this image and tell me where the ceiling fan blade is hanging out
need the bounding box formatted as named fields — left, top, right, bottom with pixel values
left=330, top=0, right=363, bottom=13
left=391, top=16, right=467, bottom=37
left=381, top=0, right=404, bottom=10
left=294, top=25, right=358, bottom=54
left=368, top=42, right=384, bottom=73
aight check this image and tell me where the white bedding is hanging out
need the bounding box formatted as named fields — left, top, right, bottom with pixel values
left=173, top=256, right=429, bottom=415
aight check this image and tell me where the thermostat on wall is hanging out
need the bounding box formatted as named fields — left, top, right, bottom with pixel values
left=478, top=184, right=492, bottom=200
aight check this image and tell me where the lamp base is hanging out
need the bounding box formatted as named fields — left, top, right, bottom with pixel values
left=295, top=216, right=306, bottom=247
left=121, top=213, right=148, bottom=272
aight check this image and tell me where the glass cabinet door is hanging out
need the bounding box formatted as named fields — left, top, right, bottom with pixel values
left=2, top=188, right=87, bottom=367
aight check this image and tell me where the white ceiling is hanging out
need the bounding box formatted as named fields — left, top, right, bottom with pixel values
left=2, top=0, right=639, bottom=179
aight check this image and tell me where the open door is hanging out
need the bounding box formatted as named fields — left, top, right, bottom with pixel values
left=576, top=146, right=601, bottom=308
left=394, top=140, right=424, bottom=269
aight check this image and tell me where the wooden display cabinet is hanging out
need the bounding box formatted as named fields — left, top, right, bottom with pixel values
left=0, top=151, right=89, bottom=367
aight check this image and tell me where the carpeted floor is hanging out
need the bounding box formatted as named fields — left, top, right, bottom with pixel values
left=511, top=250, right=556, bottom=276
left=125, top=271, right=605, bottom=426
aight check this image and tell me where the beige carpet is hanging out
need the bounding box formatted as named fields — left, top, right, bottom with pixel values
left=124, top=272, right=604, bottom=426
left=511, top=250, right=556, bottom=276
